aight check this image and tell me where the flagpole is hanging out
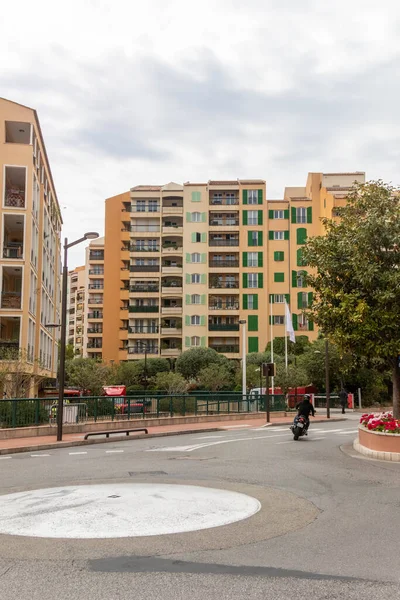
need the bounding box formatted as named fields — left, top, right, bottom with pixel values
left=285, top=316, right=288, bottom=372
left=270, top=300, right=274, bottom=393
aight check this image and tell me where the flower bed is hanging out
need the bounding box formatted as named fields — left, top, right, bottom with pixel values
left=355, top=411, right=400, bottom=461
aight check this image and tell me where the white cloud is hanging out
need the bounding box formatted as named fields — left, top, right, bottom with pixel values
left=1, top=0, right=400, bottom=266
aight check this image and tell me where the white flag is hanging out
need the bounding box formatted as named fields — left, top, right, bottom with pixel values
left=285, top=300, right=296, bottom=343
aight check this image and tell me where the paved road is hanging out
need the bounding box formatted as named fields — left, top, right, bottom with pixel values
left=0, top=414, right=399, bottom=599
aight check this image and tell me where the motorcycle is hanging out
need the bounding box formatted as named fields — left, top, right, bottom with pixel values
left=290, top=414, right=308, bottom=441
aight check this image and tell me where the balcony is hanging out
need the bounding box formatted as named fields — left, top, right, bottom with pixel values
left=161, top=306, right=182, bottom=315
left=130, top=225, right=160, bottom=233
left=162, top=245, right=183, bottom=254
left=129, top=305, right=159, bottom=313
left=129, top=326, right=159, bottom=334
left=4, top=166, right=26, bottom=208
left=88, top=283, right=104, bottom=290
left=209, top=213, right=239, bottom=228
left=129, top=265, right=160, bottom=273
left=161, top=347, right=182, bottom=357
left=209, top=237, right=239, bottom=247
left=208, top=323, right=240, bottom=332
left=162, top=225, right=183, bottom=235
left=0, top=340, right=19, bottom=354
left=88, top=298, right=103, bottom=305
left=89, top=251, right=104, bottom=261
left=210, top=345, right=240, bottom=354
left=209, top=196, right=239, bottom=206
left=87, top=328, right=103, bottom=335
left=89, top=269, right=104, bottom=275
left=3, top=214, right=24, bottom=259
left=209, top=302, right=240, bottom=311
left=87, top=343, right=103, bottom=349
left=131, top=245, right=160, bottom=253
left=161, top=265, right=182, bottom=275
left=1, top=267, right=22, bottom=309
left=0, top=317, right=20, bottom=355
left=162, top=286, right=183, bottom=295
left=161, top=327, right=182, bottom=335
left=128, top=347, right=159, bottom=355
left=87, top=312, right=103, bottom=319
left=131, top=204, right=160, bottom=213
left=162, top=205, right=183, bottom=215
left=130, top=284, right=159, bottom=293
left=209, top=278, right=239, bottom=290
left=209, top=260, right=239, bottom=268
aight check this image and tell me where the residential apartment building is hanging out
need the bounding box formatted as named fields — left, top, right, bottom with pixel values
left=85, top=237, right=105, bottom=360
left=100, top=172, right=364, bottom=365
left=67, top=265, right=85, bottom=357
left=0, top=98, right=62, bottom=394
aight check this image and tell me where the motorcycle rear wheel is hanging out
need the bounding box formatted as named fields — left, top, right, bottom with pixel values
left=293, top=427, right=300, bottom=441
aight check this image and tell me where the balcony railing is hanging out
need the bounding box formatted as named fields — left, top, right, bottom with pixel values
left=209, top=282, right=239, bottom=289
left=87, top=312, right=103, bottom=319
left=209, top=345, right=240, bottom=354
left=89, top=269, right=104, bottom=275
left=5, top=188, right=25, bottom=208
left=210, top=197, right=239, bottom=205
left=131, top=246, right=160, bottom=252
left=88, top=298, right=103, bottom=305
left=131, top=205, right=160, bottom=212
left=129, top=326, right=159, bottom=334
left=0, top=340, right=19, bottom=352
left=130, top=285, right=159, bottom=293
left=209, top=220, right=239, bottom=227
left=130, top=226, right=160, bottom=233
left=209, top=239, right=239, bottom=247
left=88, top=284, right=104, bottom=289
left=209, top=303, right=240, bottom=310
left=128, top=347, right=159, bottom=354
left=89, top=252, right=104, bottom=260
left=1, top=291, right=22, bottom=309
left=87, top=343, right=103, bottom=349
left=3, top=245, right=23, bottom=259
left=209, top=260, right=239, bottom=268
left=208, top=323, right=240, bottom=331
left=129, top=265, right=160, bottom=272
left=129, top=306, right=159, bottom=313
left=87, top=328, right=103, bottom=334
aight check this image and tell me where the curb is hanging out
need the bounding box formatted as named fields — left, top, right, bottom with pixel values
left=353, top=438, right=400, bottom=462
left=0, top=417, right=347, bottom=456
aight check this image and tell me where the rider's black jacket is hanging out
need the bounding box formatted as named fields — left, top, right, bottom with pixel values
left=295, top=400, right=315, bottom=418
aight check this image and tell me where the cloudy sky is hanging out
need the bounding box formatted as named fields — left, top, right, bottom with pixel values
left=1, top=0, right=400, bottom=266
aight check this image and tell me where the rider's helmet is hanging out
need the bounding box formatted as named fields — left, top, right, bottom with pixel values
left=303, top=394, right=311, bottom=402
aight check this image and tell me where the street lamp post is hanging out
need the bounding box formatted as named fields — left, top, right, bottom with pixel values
left=239, top=320, right=247, bottom=399
left=57, top=232, right=99, bottom=442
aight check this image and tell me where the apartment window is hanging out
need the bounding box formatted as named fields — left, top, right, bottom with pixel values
left=248, top=231, right=263, bottom=246
left=273, top=316, right=285, bottom=325
left=247, top=252, right=258, bottom=267
left=273, top=231, right=284, bottom=240
left=248, top=273, right=257, bottom=288
left=274, top=295, right=285, bottom=303
left=226, top=193, right=236, bottom=205
left=192, top=212, right=201, bottom=222
left=247, top=294, right=257, bottom=310
left=148, top=200, right=158, bottom=212
left=297, top=272, right=306, bottom=287
left=191, top=336, right=200, bottom=346
left=247, top=211, right=258, bottom=225
left=195, top=232, right=201, bottom=242
left=191, top=274, right=200, bottom=284
left=136, top=200, right=146, bottom=212
left=5, top=121, right=31, bottom=144
left=274, top=210, right=284, bottom=219
left=296, top=207, right=307, bottom=223
left=298, top=313, right=308, bottom=330
left=191, top=253, right=201, bottom=263
left=148, top=239, right=158, bottom=250
left=135, top=259, right=145, bottom=266
left=213, top=194, right=222, bottom=204
left=248, top=190, right=258, bottom=205
left=191, top=294, right=201, bottom=304
left=301, top=292, right=308, bottom=308
left=191, top=315, right=200, bottom=326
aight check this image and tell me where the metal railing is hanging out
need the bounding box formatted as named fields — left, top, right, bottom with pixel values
left=129, top=326, right=159, bottom=333
left=130, top=265, right=160, bottom=272
left=87, top=312, right=103, bottom=319
left=209, top=220, right=239, bottom=227
left=209, top=239, right=239, bottom=247
left=209, top=303, right=240, bottom=310
left=209, top=345, right=240, bottom=353
left=209, top=260, right=239, bottom=268
left=131, top=246, right=160, bottom=252
left=209, top=282, right=239, bottom=289
left=129, top=305, right=159, bottom=313
left=0, top=393, right=287, bottom=428
left=130, top=285, right=159, bottom=293
left=210, top=198, right=239, bottom=205
left=208, top=323, right=240, bottom=331
left=131, top=205, right=160, bottom=212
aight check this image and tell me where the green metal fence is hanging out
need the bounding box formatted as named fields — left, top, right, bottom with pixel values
left=0, top=393, right=288, bottom=428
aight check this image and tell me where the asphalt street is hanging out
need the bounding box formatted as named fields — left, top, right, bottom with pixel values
left=0, top=413, right=399, bottom=600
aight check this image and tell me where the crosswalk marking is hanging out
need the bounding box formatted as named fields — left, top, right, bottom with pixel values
left=105, top=450, right=124, bottom=454
left=0, top=456, right=12, bottom=460
left=69, top=451, right=88, bottom=455
left=30, top=454, right=51, bottom=457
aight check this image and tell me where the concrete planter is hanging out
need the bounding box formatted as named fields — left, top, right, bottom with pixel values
left=354, top=425, right=400, bottom=462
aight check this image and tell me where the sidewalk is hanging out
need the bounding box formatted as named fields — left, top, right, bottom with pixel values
left=0, top=414, right=346, bottom=455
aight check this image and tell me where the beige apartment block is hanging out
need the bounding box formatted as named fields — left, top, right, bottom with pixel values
left=67, top=265, right=86, bottom=356
left=0, top=98, right=62, bottom=395
left=85, top=237, right=105, bottom=360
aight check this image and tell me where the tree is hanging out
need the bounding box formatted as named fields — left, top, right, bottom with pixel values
left=0, top=348, right=45, bottom=398
left=303, top=180, right=400, bottom=416
left=266, top=336, right=311, bottom=357
left=198, top=364, right=233, bottom=391
left=246, top=351, right=271, bottom=366
left=176, top=348, right=230, bottom=380
left=235, top=363, right=262, bottom=391
left=65, top=358, right=111, bottom=396
left=273, top=364, right=308, bottom=395
left=155, top=371, right=188, bottom=394
left=296, top=339, right=343, bottom=391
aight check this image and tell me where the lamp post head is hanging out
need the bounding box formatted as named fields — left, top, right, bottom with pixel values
left=239, top=320, right=247, bottom=325
left=84, top=232, right=99, bottom=240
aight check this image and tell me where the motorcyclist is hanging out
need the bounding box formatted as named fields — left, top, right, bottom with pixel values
left=294, top=394, right=315, bottom=435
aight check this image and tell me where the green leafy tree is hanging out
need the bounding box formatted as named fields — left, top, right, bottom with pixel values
left=176, top=348, right=230, bottom=380
left=303, top=180, right=400, bottom=416
left=266, top=335, right=310, bottom=357
left=198, top=364, right=233, bottom=391
left=274, top=363, right=308, bottom=395
left=296, top=339, right=343, bottom=391
left=246, top=351, right=271, bottom=366
left=155, top=371, right=188, bottom=394
left=65, top=358, right=111, bottom=396
left=235, top=363, right=263, bottom=391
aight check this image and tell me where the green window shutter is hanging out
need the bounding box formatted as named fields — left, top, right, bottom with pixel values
left=201, top=336, right=206, bottom=347
left=258, top=211, right=263, bottom=225
left=191, top=232, right=196, bottom=243
left=243, top=210, right=248, bottom=225
left=297, top=248, right=303, bottom=266
left=258, top=231, right=263, bottom=246
left=258, top=273, right=263, bottom=288
left=200, top=316, right=206, bottom=326
left=185, top=294, right=191, bottom=305
left=201, top=212, right=206, bottom=223
left=297, top=292, right=303, bottom=309
left=201, top=274, right=206, bottom=284
left=292, top=270, right=297, bottom=288
left=308, top=320, right=314, bottom=331
left=269, top=210, right=274, bottom=219
left=274, top=272, right=284, bottom=283
left=243, top=273, right=248, bottom=288
left=243, top=252, right=248, bottom=267
left=269, top=231, right=274, bottom=240
left=307, top=207, right=312, bottom=223
left=285, top=294, right=290, bottom=304
left=269, top=294, right=274, bottom=303
left=291, top=207, right=296, bottom=223
left=248, top=231, right=253, bottom=246
left=201, top=232, right=207, bottom=243
left=253, top=294, right=258, bottom=310
left=186, top=212, right=191, bottom=222
left=243, top=190, right=248, bottom=205
left=258, top=189, right=263, bottom=204
left=248, top=315, right=258, bottom=331
left=186, top=253, right=191, bottom=263
left=284, top=230, right=289, bottom=240
left=248, top=337, right=259, bottom=353
left=274, top=251, right=284, bottom=261
left=185, top=315, right=190, bottom=326
left=201, top=294, right=206, bottom=305
left=201, top=253, right=207, bottom=263
left=185, top=274, right=190, bottom=284
left=297, top=228, right=307, bottom=245
left=308, top=292, right=313, bottom=307
left=292, top=314, right=298, bottom=331
left=243, top=294, right=248, bottom=309
left=284, top=209, right=289, bottom=219
left=258, top=252, right=263, bottom=267
left=185, top=336, right=190, bottom=347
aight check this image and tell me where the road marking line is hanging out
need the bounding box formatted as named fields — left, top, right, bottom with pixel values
left=69, top=451, right=88, bottom=455
left=0, top=456, right=12, bottom=460
left=220, top=425, right=251, bottom=429
left=312, top=437, right=327, bottom=441
left=337, top=430, right=358, bottom=435
left=196, top=435, right=225, bottom=439
left=30, top=454, right=50, bottom=457
left=275, top=441, right=293, bottom=445
left=105, top=450, right=124, bottom=453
